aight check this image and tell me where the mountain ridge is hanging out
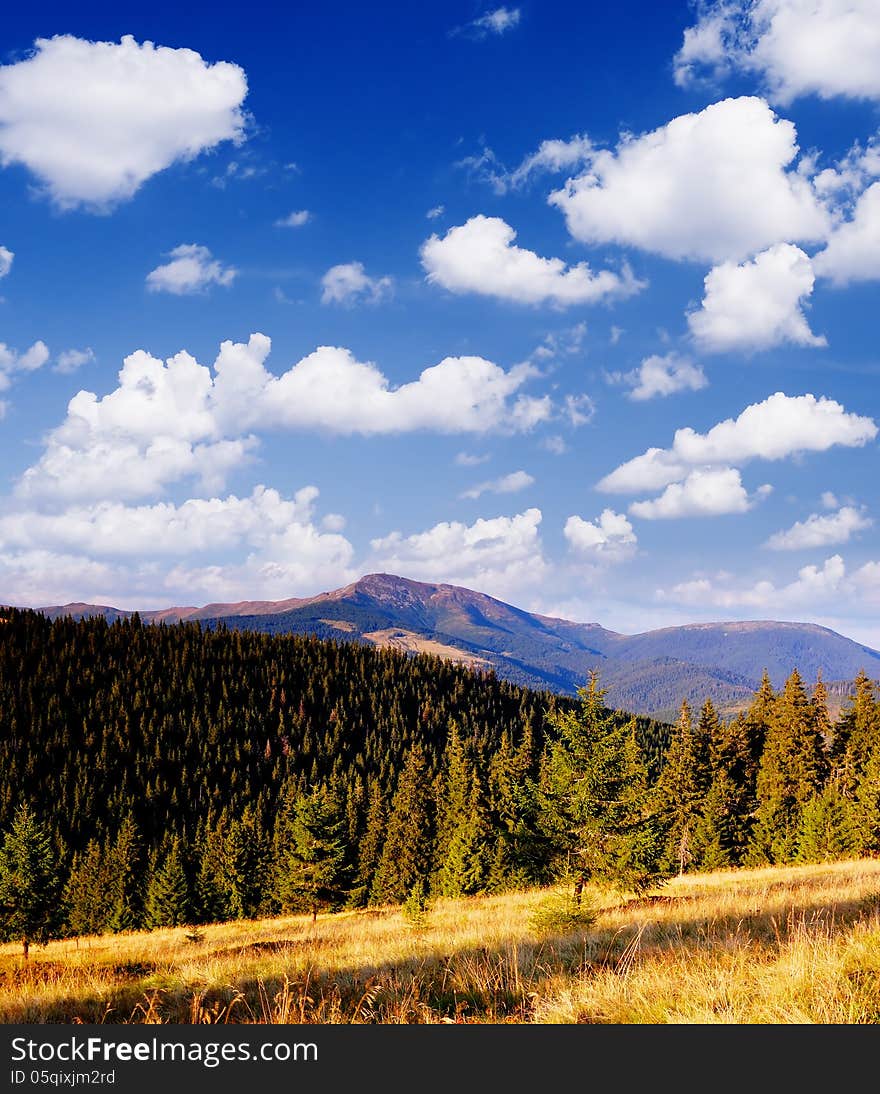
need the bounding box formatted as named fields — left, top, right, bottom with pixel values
left=23, top=572, right=880, bottom=720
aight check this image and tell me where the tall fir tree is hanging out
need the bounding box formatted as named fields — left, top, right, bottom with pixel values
left=105, top=814, right=144, bottom=933
left=539, top=672, right=667, bottom=898
left=749, top=670, right=827, bottom=864
left=371, top=746, right=435, bottom=905
left=0, top=805, right=64, bottom=958
left=144, top=838, right=192, bottom=928
left=655, top=700, right=708, bottom=874
left=274, top=787, right=350, bottom=920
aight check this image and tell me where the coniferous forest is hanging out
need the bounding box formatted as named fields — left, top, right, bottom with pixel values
left=1, top=606, right=879, bottom=950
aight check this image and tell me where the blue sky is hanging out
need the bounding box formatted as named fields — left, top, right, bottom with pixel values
left=2, top=0, right=880, bottom=645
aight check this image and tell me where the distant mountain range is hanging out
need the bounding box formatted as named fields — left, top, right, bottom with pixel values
left=33, top=573, right=880, bottom=721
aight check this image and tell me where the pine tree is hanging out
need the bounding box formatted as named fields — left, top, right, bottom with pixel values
left=144, top=838, right=192, bottom=927
left=371, top=746, right=434, bottom=905
left=694, top=714, right=754, bottom=868
left=795, top=787, right=854, bottom=863
left=833, top=671, right=880, bottom=797
left=105, top=814, right=144, bottom=933
left=64, top=840, right=109, bottom=937
left=0, top=805, right=64, bottom=958
left=851, top=744, right=880, bottom=855
left=655, top=700, right=710, bottom=874
left=811, top=671, right=833, bottom=746
left=349, top=780, right=385, bottom=906
left=749, top=670, right=827, bottom=864
left=223, top=806, right=270, bottom=920
left=539, top=672, right=667, bottom=898
left=275, top=788, right=349, bottom=920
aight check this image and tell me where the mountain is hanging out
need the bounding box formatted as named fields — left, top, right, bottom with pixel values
left=34, top=572, right=880, bottom=719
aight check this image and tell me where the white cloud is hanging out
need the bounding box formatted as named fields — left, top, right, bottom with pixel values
left=461, top=469, right=534, bottom=500
left=274, top=210, right=310, bottom=228
left=821, top=490, right=839, bottom=510
left=564, top=508, right=637, bottom=561
left=54, top=347, right=95, bottom=374
left=548, top=97, right=829, bottom=263
left=599, top=391, right=877, bottom=494
left=507, top=135, right=593, bottom=189
left=542, top=435, right=567, bottom=455
left=629, top=467, right=763, bottom=519
left=0, top=246, right=12, bottom=278
left=320, top=261, right=393, bottom=305
left=0, top=485, right=356, bottom=607
left=0, top=340, right=50, bottom=413
left=421, top=215, right=643, bottom=306
left=426, top=205, right=445, bottom=219
left=370, top=507, right=546, bottom=602
left=455, top=451, right=490, bottom=467
left=765, top=505, right=872, bottom=550
left=564, top=393, right=595, bottom=427
left=616, top=353, right=708, bottom=401
left=460, top=7, right=521, bottom=38
left=17, top=334, right=552, bottom=501
left=658, top=554, right=848, bottom=611
left=146, top=244, right=237, bottom=295
left=813, top=183, right=880, bottom=285
left=0, top=35, right=247, bottom=210
left=674, top=1, right=880, bottom=105
left=688, top=243, right=826, bottom=352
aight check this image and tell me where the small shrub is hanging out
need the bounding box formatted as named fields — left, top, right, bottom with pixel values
left=529, top=891, right=596, bottom=935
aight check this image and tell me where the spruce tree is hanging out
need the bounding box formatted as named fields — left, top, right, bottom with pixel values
left=539, top=672, right=667, bottom=898
left=275, top=788, right=349, bottom=920
left=371, top=746, right=434, bottom=905
left=144, top=838, right=192, bottom=927
left=64, top=840, right=109, bottom=937
left=851, top=744, right=880, bottom=855
left=0, top=805, right=64, bottom=958
left=795, top=787, right=854, bottom=863
left=833, top=671, right=880, bottom=797
left=655, top=700, right=710, bottom=874
left=105, top=814, right=144, bottom=933
left=749, top=670, right=827, bottom=864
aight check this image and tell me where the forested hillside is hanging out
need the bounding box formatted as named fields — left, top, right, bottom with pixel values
left=1, top=607, right=878, bottom=949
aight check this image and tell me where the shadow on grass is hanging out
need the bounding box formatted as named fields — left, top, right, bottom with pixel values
left=3, top=888, right=880, bottom=1024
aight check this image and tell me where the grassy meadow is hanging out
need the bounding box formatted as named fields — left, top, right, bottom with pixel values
left=3, top=857, right=880, bottom=1024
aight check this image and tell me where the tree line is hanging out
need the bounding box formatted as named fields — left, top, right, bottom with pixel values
left=0, top=608, right=878, bottom=954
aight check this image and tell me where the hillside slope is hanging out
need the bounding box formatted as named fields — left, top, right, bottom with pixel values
left=33, top=572, right=880, bottom=716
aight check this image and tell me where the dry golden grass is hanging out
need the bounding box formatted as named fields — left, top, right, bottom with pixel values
left=3, top=858, right=880, bottom=1024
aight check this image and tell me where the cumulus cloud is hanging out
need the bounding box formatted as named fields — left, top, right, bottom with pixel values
left=146, top=244, right=237, bottom=295
left=421, top=215, right=643, bottom=306
left=0, top=246, right=12, bottom=278
left=320, top=261, right=393, bottom=305
left=629, top=467, right=767, bottom=519
left=674, top=0, right=880, bottom=105
left=613, top=353, right=707, bottom=401
left=688, top=243, right=826, bottom=352
left=17, top=334, right=552, bottom=501
left=54, top=348, right=95, bottom=374
left=548, top=97, right=829, bottom=263
left=461, top=469, right=534, bottom=500
left=274, top=210, right=310, bottom=228
left=0, top=35, right=247, bottom=210
left=563, top=509, right=637, bottom=561
left=813, top=183, right=880, bottom=285
left=370, top=507, right=546, bottom=602
left=657, top=554, right=849, bottom=611
left=598, top=391, right=877, bottom=494
left=765, top=505, right=872, bottom=550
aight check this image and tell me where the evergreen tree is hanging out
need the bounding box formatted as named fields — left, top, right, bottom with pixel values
left=275, top=788, right=350, bottom=920
left=64, top=840, right=109, bottom=937
left=223, top=806, right=270, bottom=920
left=655, top=700, right=711, bottom=874
left=539, top=672, right=667, bottom=898
left=105, top=814, right=144, bottom=933
left=349, top=781, right=385, bottom=907
left=833, top=671, right=880, bottom=797
left=694, top=714, right=754, bottom=868
left=371, top=746, right=434, bottom=905
left=749, top=670, right=827, bottom=864
left=811, top=671, right=833, bottom=746
left=795, top=787, right=854, bottom=863
left=0, top=805, right=64, bottom=958
left=144, top=838, right=192, bottom=927
left=851, top=744, right=880, bottom=855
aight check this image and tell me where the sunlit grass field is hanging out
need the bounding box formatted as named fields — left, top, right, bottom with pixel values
left=3, top=858, right=880, bottom=1024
